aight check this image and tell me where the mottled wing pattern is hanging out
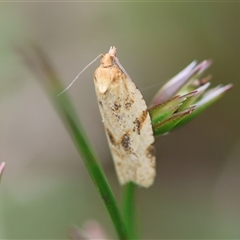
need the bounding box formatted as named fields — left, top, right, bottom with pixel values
left=94, top=47, right=156, bottom=187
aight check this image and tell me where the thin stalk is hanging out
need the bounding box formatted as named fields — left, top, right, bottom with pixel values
left=123, top=182, right=137, bottom=239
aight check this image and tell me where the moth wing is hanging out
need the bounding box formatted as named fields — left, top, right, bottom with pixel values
left=95, top=71, right=156, bottom=187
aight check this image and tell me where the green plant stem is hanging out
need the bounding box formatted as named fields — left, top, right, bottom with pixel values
left=123, top=182, right=137, bottom=239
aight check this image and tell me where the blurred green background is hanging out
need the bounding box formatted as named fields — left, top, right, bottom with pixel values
left=0, top=2, right=240, bottom=239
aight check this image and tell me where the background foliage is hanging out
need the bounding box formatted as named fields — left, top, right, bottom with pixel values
left=0, top=2, right=239, bottom=239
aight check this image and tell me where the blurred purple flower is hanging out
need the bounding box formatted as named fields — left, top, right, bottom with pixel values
left=0, top=162, right=6, bottom=181
left=69, top=220, right=109, bottom=240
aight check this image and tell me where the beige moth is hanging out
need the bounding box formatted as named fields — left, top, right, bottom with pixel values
left=94, top=46, right=156, bottom=188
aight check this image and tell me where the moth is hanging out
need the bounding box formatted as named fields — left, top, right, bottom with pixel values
left=94, top=46, right=156, bottom=187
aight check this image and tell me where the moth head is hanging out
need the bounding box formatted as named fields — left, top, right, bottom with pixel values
left=94, top=66, right=123, bottom=94
left=101, top=55, right=117, bottom=69
left=100, top=46, right=117, bottom=68
left=94, top=47, right=118, bottom=94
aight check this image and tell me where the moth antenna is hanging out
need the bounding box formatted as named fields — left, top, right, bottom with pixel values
left=58, top=54, right=102, bottom=96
